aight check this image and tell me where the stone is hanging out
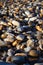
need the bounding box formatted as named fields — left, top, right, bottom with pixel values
left=12, top=56, right=26, bottom=64
left=12, top=20, right=20, bottom=27
left=0, top=40, right=6, bottom=46
left=16, top=34, right=25, bottom=41
left=29, top=17, right=37, bottom=22
left=4, top=33, right=14, bottom=43
left=16, top=26, right=24, bottom=32
left=12, top=40, right=20, bottom=46
left=7, top=49, right=14, bottom=56
left=1, top=33, right=7, bottom=39
left=28, top=50, right=39, bottom=57
left=15, top=53, right=26, bottom=56
left=24, top=47, right=31, bottom=52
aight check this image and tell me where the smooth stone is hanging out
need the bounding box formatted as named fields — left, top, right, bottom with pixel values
left=12, top=20, right=20, bottom=26
left=29, top=17, right=37, bottom=22
left=12, top=56, right=26, bottom=64
left=25, top=10, right=30, bottom=16
left=24, top=47, right=31, bottom=52
left=1, top=33, right=7, bottom=39
left=34, top=63, right=43, bottom=65
left=29, top=50, right=39, bottom=57
left=16, top=34, right=25, bottom=41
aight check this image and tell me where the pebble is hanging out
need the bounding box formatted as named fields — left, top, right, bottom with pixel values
left=24, top=47, right=31, bottom=52
left=28, top=50, right=39, bottom=57
left=1, top=33, right=7, bottom=39
left=12, top=40, right=20, bottom=46
left=12, top=56, right=26, bottom=64
left=7, top=49, right=14, bottom=56
left=29, top=17, right=37, bottom=22
left=25, top=10, right=30, bottom=17
left=16, top=34, right=25, bottom=41
left=4, top=33, right=14, bottom=43
left=12, top=20, right=20, bottom=27
left=16, top=26, right=24, bottom=32
left=0, top=40, right=6, bottom=46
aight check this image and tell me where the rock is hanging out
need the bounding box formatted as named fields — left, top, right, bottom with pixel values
left=12, top=56, right=26, bottom=64
left=15, top=53, right=26, bottom=56
left=12, top=40, right=20, bottom=46
left=12, top=20, right=20, bottom=27
left=36, top=25, right=43, bottom=33
left=0, top=40, right=6, bottom=46
left=29, top=17, right=37, bottom=22
left=24, top=47, right=31, bottom=52
left=4, top=33, right=14, bottom=43
left=16, top=26, right=24, bottom=32
left=1, top=33, right=7, bottom=39
left=25, top=10, right=31, bottom=17
left=27, top=39, right=34, bottom=47
left=16, top=34, right=25, bottom=41
left=7, top=49, right=14, bottom=56
left=17, top=26, right=30, bottom=32
left=28, top=50, right=39, bottom=57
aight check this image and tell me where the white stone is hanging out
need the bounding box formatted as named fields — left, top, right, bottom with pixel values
left=29, top=17, right=37, bottom=21
left=24, top=47, right=31, bottom=52
left=12, top=20, right=20, bottom=26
